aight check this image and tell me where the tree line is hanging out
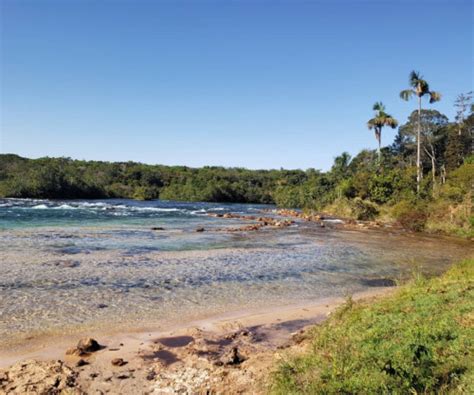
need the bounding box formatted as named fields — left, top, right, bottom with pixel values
left=0, top=71, right=472, bottom=234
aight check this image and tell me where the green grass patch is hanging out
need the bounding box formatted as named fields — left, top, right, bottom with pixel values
left=272, top=259, right=474, bottom=394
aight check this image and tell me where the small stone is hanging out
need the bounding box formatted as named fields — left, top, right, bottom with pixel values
left=151, top=227, right=165, bottom=231
left=77, top=338, right=102, bottom=353
left=111, top=358, right=127, bottom=366
left=146, top=370, right=156, bottom=381
left=195, top=227, right=205, bottom=232
left=97, top=303, right=108, bottom=309
left=67, top=337, right=102, bottom=356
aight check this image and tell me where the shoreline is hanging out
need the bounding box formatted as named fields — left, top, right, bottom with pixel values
left=0, top=287, right=393, bottom=369
left=0, top=287, right=395, bottom=393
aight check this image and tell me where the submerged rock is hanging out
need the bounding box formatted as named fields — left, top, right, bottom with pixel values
left=52, top=259, right=80, bottom=268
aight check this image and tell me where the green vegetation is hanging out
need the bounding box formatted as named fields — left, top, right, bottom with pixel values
left=0, top=72, right=472, bottom=237
left=272, top=258, right=474, bottom=394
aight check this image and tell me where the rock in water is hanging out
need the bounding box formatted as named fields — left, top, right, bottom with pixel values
left=0, top=359, right=81, bottom=394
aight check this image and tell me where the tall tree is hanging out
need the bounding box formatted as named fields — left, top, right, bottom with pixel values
left=367, top=102, right=398, bottom=161
left=397, top=110, right=448, bottom=193
left=400, top=71, right=441, bottom=193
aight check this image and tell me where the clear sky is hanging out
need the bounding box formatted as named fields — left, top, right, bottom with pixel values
left=1, top=0, right=472, bottom=170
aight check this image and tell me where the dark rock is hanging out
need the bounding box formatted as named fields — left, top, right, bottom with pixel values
left=146, top=370, right=156, bottom=380
left=195, top=227, right=205, bottom=232
left=76, top=359, right=89, bottom=367
left=151, top=227, right=165, bottom=231
left=97, top=304, right=108, bottom=309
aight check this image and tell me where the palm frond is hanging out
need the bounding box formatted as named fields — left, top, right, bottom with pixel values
left=409, top=70, right=422, bottom=87
left=384, top=116, right=398, bottom=129
left=429, top=91, right=441, bottom=103
left=400, top=89, right=414, bottom=101
left=367, top=118, right=377, bottom=129
left=373, top=102, right=385, bottom=112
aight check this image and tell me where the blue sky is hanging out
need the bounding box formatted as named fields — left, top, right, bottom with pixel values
left=1, top=0, right=472, bottom=170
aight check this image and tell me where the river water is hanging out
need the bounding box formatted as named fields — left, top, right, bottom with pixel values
left=0, top=198, right=472, bottom=348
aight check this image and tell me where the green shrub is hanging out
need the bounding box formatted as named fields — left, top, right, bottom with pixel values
left=351, top=197, right=379, bottom=220
left=391, top=200, right=428, bottom=231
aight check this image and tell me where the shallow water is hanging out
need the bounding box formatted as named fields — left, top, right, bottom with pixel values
left=0, top=198, right=472, bottom=348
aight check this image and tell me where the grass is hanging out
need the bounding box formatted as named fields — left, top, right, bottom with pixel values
left=271, top=258, right=474, bottom=394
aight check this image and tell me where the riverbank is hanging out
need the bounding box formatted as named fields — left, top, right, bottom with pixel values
left=0, top=287, right=394, bottom=394
left=272, top=258, right=474, bottom=394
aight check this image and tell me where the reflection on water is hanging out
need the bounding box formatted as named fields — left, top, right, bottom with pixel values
left=0, top=199, right=472, bottom=347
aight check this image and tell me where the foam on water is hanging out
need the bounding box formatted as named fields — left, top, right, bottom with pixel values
left=0, top=198, right=267, bottom=229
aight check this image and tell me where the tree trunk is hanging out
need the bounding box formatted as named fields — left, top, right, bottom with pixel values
left=416, top=96, right=422, bottom=194
left=441, top=165, right=446, bottom=184
left=377, top=129, right=381, bottom=162
left=431, top=152, right=436, bottom=197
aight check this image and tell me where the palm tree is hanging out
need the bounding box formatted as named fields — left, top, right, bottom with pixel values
left=400, top=71, right=441, bottom=193
left=367, top=102, right=398, bottom=161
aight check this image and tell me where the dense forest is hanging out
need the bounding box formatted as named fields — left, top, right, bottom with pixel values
left=0, top=76, right=472, bottom=236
